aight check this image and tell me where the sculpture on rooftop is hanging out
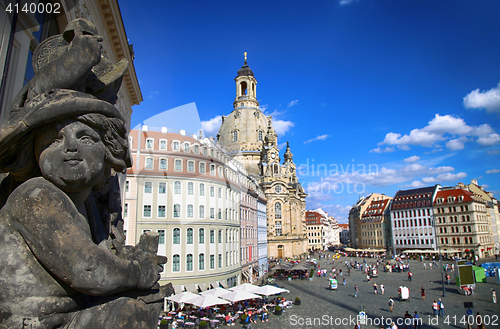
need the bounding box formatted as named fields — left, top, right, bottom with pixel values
left=0, top=19, right=170, bottom=329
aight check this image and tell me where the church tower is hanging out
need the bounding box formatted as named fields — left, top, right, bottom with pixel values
left=218, top=53, right=271, bottom=177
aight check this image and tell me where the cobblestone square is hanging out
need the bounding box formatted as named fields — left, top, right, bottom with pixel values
left=240, top=254, right=499, bottom=329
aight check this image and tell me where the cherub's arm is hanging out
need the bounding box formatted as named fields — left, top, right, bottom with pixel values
left=8, top=178, right=161, bottom=296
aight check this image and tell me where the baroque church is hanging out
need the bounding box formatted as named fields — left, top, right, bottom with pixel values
left=217, top=54, right=308, bottom=259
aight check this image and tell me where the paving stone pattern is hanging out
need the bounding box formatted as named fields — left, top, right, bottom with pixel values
left=238, top=253, right=499, bottom=329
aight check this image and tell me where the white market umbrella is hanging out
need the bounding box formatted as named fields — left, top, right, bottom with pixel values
left=219, top=290, right=262, bottom=303
left=166, top=291, right=199, bottom=303
left=229, top=283, right=260, bottom=293
left=253, top=285, right=290, bottom=296
left=188, top=294, right=231, bottom=308
left=200, top=287, right=230, bottom=298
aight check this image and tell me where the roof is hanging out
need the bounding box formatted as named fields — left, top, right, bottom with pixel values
left=237, top=62, right=254, bottom=77
left=391, top=185, right=438, bottom=210
left=434, top=188, right=477, bottom=205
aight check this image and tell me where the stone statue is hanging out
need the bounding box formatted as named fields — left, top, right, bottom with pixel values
left=0, top=19, right=170, bottom=328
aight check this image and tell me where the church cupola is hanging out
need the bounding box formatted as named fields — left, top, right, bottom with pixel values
left=264, top=118, right=277, bottom=147
left=234, top=52, right=259, bottom=111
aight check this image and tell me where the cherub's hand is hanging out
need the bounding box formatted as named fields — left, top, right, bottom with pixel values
left=115, top=245, right=166, bottom=290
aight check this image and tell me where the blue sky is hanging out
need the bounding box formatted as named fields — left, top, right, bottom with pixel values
left=119, top=0, right=500, bottom=223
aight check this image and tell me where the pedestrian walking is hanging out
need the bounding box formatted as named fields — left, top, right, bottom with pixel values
left=423, top=263, right=426, bottom=270
left=420, top=287, right=425, bottom=300
left=491, top=289, right=497, bottom=303
left=380, top=284, right=385, bottom=295
left=343, top=277, right=346, bottom=286
left=413, top=311, right=421, bottom=329
left=403, top=311, right=412, bottom=329
left=374, top=283, right=378, bottom=294
left=438, top=299, right=444, bottom=317
left=432, top=300, right=438, bottom=316
left=388, top=297, right=395, bottom=312
left=354, top=284, right=359, bottom=297
left=408, top=271, right=412, bottom=281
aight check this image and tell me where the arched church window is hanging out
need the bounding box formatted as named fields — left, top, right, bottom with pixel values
left=233, top=130, right=238, bottom=142
left=274, top=163, right=279, bottom=174
left=258, top=130, right=263, bottom=141
left=275, top=202, right=282, bottom=219
left=240, top=82, right=247, bottom=96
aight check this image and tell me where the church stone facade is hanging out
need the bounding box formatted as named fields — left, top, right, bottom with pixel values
left=218, top=55, right=308, bottom=259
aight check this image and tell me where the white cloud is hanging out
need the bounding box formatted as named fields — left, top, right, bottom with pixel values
left=339, top=0, right=357, bottom=5
left=487, top=149, right=500, bottom=155
left=446, top=137, right=469, bottom=151
left=377, top=114, right=500, bottom=150
left=148, top=91, right=160, bottom=99
left=404, top=155, right=420, bottom=163
left=463, top=83, right=500, bottom=113
left=304, top=134, right=330, bottom=144
left=435, top=172, right=467, bottom=181
left=477, top=133, right=500, bottom=146
left=201, top=115, right=222, bottom=137
left=287, top=100, right=299, bottom=109
left=272, top=119, right=294, bottom=136
left=486, top=169, right=500, bottom=174
left=259, top=104, right=269, bottom=112
left=370, top=146, right=395, bottom=153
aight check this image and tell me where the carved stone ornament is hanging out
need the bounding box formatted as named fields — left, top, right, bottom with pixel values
left=0, top=19, right=171, bottom=329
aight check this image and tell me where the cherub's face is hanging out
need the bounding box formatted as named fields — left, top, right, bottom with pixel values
left=34, top=119, right=106, bottom=194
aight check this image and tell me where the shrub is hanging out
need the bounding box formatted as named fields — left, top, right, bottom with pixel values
left=295, top=297, right=300, bottom=302
left=199, top=320, right=207, bottom=326
left=275, top=306, right=282, bottom=311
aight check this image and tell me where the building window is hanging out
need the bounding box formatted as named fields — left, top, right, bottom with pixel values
left=187, top=161, right=195, bottom=172
left=218, top=230, right=222, bottom=243
left=173, top=228, right=180, bottom=244
left=172, top=254, right=180, bottom=271
left=199, top=253, right=205, bottom=270
left=174, top=181, right=181, bottom=194
left=276, top=221, right=282, bottom=236
left=200, top=183, right=205, bottom=196
left=160, top=140, right=167, bottom=149
left=226, top=252, right=228, bottom=267
left=194, top=145, right=199, bottom=153
left=199, top=228, right=205, bottom=243
left=210, top=208, right=215, bottom=219
left=218, top=188, right=222, bottom=198
left=146, top=138, right=153, bottom=149
left=199, top=205, right=205, bottom=218
left=233, top=130, right=238, bottom=142
left=184, top=143, right=190, bottom=152
left=199, top=162, right=206, bottom=174
left=210, top=187, right=215, bottom=197
left=173, top=141, right=180, bottom=151
left=158, top=230, right=165, bottom=244
left=174, top=159, right=182, bottom=171
left=210, top=164, right=215, bottom=175
left=160, top=158, right=167, bottom=170
left=125, top=181, right=129, bottom=192
left=203, top=147, right=208, bottom=155
left=187, top=182, right=194, bottom=195
left=143, top=205, right=151, bottom=217
left=124, top=203, right=128, bottom=217
left=210, top=230, right=215, bottom=243
left=275, top=202, right=282, bottom=219
left=145, top=157, right=153, bottom=169
left=187, top=228, right=193, bottom=244
left=210, top=255, right=215, bottom=269
left=218, top=209, right=222, bottom=219
left=173, top=204, right=181, bottom=218
left=186, top=254, right=193, bottom=271
left=187, top=204, right=193, bottom=218
left=158, top=205, right=166, bottom=217
left=159, top=182, right=166, bottom=194
left=218, top=254, right=222, bottom=268
left=258, top=130, right=263, bottom=141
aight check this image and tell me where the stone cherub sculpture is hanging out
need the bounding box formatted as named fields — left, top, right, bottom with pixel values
left=0, top=19, right=170, bottom=328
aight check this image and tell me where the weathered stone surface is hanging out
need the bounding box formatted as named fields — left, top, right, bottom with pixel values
left=0, top=19, right=167, bottom=329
